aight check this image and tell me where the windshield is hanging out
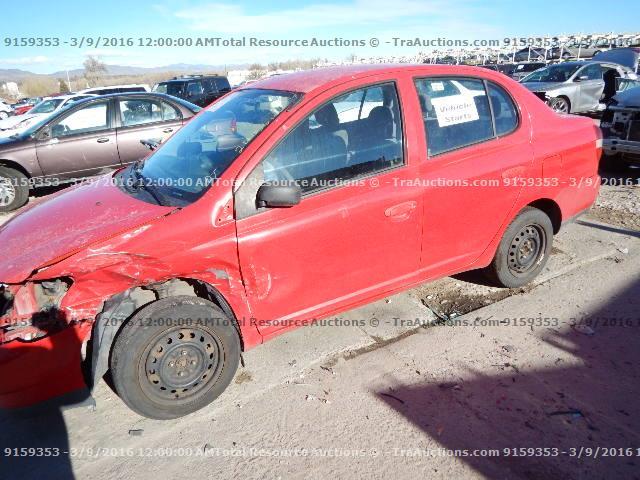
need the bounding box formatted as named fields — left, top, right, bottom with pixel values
left=522, top=64, right=581, bottom=83
left=30, top=98, right=64, bottom=114
left=130, top=88, right=301, bottom=207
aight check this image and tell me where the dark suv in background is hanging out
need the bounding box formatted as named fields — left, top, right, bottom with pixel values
left=153, top=75, right=231, bottom=107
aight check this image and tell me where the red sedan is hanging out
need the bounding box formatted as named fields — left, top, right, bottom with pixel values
left=0, top=65, right=601, bottom=418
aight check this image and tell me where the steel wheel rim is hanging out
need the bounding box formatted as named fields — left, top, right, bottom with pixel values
left=508, top=224, right=546, bottom=276
left=0, top=176, right=16, bottom=207
left=139, top=327, right=223, bottom=404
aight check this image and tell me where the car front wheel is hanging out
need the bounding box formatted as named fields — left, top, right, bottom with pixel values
left=484, top=207, right=553, bottom=288
left=110, top=296, right=241, bottom=419
left=549, top=97, right=570, bottom=114
left=0, top=166, right=29, bottom=213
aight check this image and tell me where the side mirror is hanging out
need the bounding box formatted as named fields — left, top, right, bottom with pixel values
left=140, top=138, right=161, bottom=151
left=50, top=124, right=66, bottom=138
left=256, top=182, right=301, bottom=208
left=574, top=75, right=589, bottom=82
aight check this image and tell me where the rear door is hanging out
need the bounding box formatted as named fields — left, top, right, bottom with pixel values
left=412, top=76, right=533, bottom=272
left=35, top=99, right=120, bottom=178
left=115, top=96, right=184, bottom=165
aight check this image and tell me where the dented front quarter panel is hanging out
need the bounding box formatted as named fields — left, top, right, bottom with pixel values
left=0, top=182, right=260, bottom=409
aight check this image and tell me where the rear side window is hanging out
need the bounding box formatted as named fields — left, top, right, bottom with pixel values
left=487, top=83, right=518, bottom=136
left=214, top=77, right=231, bottom=91
left=186, top=82, right=204, bottom=96
left=415, top=77, right=494, bottom=156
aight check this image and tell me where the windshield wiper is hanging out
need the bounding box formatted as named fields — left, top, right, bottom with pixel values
left=130, top=161, right=164, bottom=206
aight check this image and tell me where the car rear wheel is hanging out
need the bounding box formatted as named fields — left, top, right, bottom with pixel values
left=110, top=296, right=241, bottom=420
left=0, top=112, right=8, bottom=120
left=484, top=207, right=553, bottom=288
left=549, top=97, right=570, bottom=114
left=0, top=166, right=29, bottom=213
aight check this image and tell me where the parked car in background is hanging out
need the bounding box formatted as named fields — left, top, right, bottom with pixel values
left=549, top=41, right=607, bottom=60
left=601, top=86, right=640, bottom=169
left=0, top=94, right=96, bottom=136
left=520, top=61, right=637, bottom=113
left=512, top=47, right=548, bottom=62
left=510, top=62, right=547, bottom=81
left=480, top=63, right=516, bottom=76
left=153, top=74, right=231, bottom=107
left=0, top=65, right=602, bottom=419
left=0, top=92, right=200, bottom=211
left=78, top=84, right=150, bottom=95
left=0, top=100, right=13, bottom=120
left=10, top=97, right=42, bottom=116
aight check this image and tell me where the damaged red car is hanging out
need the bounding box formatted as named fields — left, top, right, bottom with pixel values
left=0, top=65, right=601, bottom=419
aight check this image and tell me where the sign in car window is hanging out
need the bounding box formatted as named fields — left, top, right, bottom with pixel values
left=430, top=93, right=479, bottom=127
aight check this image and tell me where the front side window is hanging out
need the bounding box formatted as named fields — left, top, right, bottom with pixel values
left=132, top=89, right=301, bottom=206
left=51, top=102, right=109, bottom=137
left=261, top=83, right=403, bottom=194
left=578, top=64, right=602, bottom=80
left=415, top=78, right=494, bottom=156
left=522, top=64, right=581, bottom=83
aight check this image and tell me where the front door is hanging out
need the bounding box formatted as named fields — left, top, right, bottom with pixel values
left=234, top=80, right=423, bottom=335
left=35, top=99, right=119, bottom=179
left=574, top=64, right=605, bottom=111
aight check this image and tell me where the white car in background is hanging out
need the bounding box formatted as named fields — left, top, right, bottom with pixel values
left=0, top=94, right=95, bottom=136
left=77, top=84, right=150, bottom=95
left=0, top=100, right=13, bottom=120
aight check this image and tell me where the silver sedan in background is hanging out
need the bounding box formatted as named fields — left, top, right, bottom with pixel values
left=520, top=61, right=636, bottom=113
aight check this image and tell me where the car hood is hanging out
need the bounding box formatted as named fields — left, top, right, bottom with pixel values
left=612, top=86, right=640, bottom=108
left=0, top=113, right=43, bottom=137
left=0, top=176, right=175, bottom=283
left=521, top=82, right=567, bottom=92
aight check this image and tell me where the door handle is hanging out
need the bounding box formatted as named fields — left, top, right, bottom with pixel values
left=96, top=137, right=110, bottom=143
left=162, top=128, right=174, bottom=133
left=385, top=201, right=417, bottom=220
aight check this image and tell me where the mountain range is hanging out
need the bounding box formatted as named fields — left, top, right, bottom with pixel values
left=0, top=63, right=249, bottom=82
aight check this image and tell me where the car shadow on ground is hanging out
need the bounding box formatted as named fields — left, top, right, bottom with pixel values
left=376, top=277, right=640, bottom=479
left=0, top=315, right=90, bottom=480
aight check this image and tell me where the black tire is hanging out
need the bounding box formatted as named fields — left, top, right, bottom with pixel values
left=111, top=296, right=240, bottom=420
left=484, top=207, right=553, bottom=288
left=0, top=166, right=29, bottom=213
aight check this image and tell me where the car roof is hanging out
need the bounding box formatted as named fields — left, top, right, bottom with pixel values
left=59, top=91, right=196, bottom=107
left=236, top=64, right=512, bottom=94
left=161, top=75, right=226, bottom=83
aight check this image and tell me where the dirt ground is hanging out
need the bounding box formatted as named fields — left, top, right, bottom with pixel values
left=0, top=161, right=638, bottom=480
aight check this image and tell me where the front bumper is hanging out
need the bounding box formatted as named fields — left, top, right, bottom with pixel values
left=0, top=324, right=89, bottom=409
